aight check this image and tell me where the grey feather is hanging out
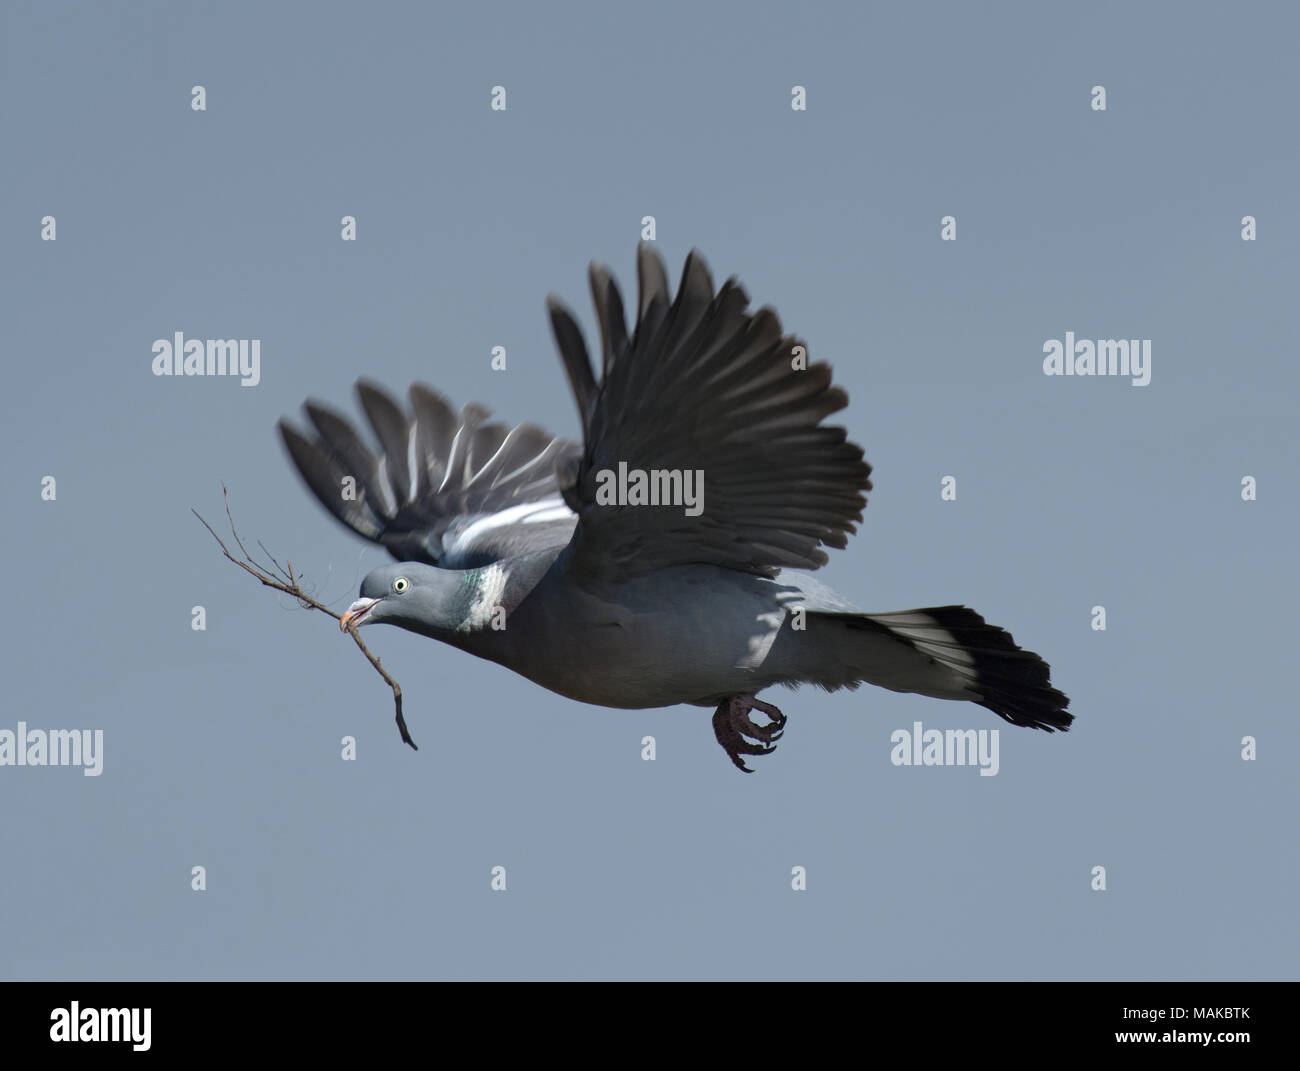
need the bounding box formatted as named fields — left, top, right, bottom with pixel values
left=279, top=381, right=579, bottom=568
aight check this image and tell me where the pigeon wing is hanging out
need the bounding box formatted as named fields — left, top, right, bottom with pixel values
left=279, top=380, right=579, bottom=568
left=551, top=244, right=872, bottom=585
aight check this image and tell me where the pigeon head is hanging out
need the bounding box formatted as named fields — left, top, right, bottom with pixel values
left=340, top=562, right=508, bottom=636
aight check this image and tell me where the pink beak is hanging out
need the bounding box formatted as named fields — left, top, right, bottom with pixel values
left=339, top=597, right=379, bottom=631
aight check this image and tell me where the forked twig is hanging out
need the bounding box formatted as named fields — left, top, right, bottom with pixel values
left=193, top=485, right=416, bottom=749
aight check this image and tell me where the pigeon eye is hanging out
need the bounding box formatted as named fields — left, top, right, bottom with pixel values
left=393, top=577, right=409, bottom=593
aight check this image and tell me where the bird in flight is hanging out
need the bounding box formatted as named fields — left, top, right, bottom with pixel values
left=279, top=244, right=1072, bottom=771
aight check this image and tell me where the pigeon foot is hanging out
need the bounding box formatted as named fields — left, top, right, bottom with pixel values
left=711, top=693, right=788, bottom=772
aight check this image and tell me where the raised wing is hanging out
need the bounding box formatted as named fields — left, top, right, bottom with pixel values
left=548, top=244, right=873, bottom=585
left=278, top=380, right=578, bottom=568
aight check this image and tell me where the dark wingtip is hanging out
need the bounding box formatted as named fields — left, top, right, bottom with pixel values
left=275, top=416, right=300, bottom=454
left=587, top=262, right=628, bottom=375
left=677, top=248, right=715, bottom=301
left=354, top=377, right=392, bottom=402
left=636, top=243, right=670, bottom=319
left=548, top=295, right=598, bottom=424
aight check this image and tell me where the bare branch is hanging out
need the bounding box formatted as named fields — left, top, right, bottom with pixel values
left=256, top=539, right=292, bottom=585
left=193, top=489, right=417, bottom=750
left=222, top=485, right=258, bottom=566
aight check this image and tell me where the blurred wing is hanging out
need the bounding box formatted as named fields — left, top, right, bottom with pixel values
left=549, top=244, right=872, bottom=585
left=279, top=380, right=578, bottom=568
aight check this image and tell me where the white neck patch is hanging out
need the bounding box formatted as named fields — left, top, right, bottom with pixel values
left=458, top=562, right=509, bottom=632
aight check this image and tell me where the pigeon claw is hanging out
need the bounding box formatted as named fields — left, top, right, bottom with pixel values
left=712, top=693, right=788, bottom=772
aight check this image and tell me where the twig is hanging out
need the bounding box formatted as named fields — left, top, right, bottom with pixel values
left=193, top=485, right=417, bottom=749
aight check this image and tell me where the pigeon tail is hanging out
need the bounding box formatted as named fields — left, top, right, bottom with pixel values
left=854, top=606, right=1073, bottom=732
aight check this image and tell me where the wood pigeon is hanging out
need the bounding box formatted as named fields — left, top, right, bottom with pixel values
left=279, top=244, right=1072, bottom=770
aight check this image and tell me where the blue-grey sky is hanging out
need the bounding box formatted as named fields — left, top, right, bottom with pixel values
left=2, top=0, right=1296, bottom=980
